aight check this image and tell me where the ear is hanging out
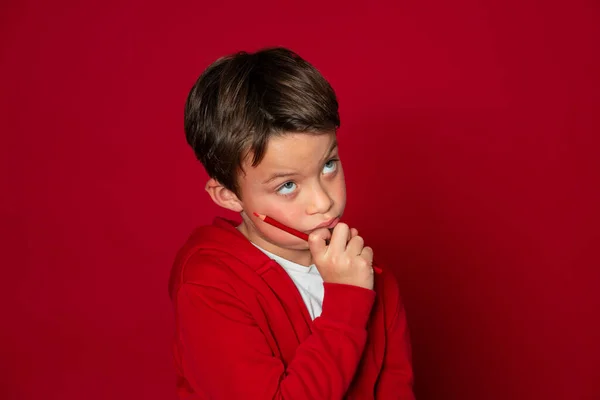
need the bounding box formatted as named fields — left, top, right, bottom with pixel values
left=205, top=178, right=243, bottom=212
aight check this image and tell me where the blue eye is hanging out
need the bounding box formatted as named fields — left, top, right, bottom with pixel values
left=323, top=159, right=338, bottom=174
left=277, top=181, right=297, bottom=195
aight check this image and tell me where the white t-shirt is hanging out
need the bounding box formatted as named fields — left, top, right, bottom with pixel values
left=253, top=244, right=324, bottom=320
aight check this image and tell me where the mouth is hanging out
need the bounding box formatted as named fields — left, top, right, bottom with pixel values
left=312, top=217, right=340, bottom=231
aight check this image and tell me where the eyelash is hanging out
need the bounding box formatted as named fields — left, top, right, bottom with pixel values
left=275, top=158, right=340, bottom=198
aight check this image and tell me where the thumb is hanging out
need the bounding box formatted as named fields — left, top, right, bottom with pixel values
left=308, top=228, right=331, bottom=256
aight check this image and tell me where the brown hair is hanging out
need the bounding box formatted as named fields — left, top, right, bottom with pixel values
left=184, top=47, right=340, bottom=196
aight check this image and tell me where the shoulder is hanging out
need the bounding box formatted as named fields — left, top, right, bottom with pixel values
left=181, top=250, right=236, bottom=283
left=168, top=223, right=251, bottom=299
left=169, top=217, right=270, bottom=296
left=172, top=244, right=258, bottom=294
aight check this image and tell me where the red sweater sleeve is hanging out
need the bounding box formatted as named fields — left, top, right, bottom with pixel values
left=175, top=259, right=375, bottom=399
left=375, top=271, right=415, bottom=399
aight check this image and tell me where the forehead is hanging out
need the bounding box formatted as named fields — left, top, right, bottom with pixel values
left=250, top=132, right=337, bottom=173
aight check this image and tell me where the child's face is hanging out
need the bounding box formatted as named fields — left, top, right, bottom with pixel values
left=237, top=131, right=346, bottom=264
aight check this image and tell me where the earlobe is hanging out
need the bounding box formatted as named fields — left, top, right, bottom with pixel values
left=205, top=178, right=243, bottom=212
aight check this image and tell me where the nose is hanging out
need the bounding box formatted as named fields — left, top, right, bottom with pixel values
left=306, top=181, right=334, bottom=215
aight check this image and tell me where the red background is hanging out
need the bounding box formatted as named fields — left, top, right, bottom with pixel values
left=1, top=1, right=599, bottom=399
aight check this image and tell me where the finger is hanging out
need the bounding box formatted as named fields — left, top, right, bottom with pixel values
left=328, top=223, right=350, bottom=254
left=346, top=235, right=365, bottom=257
left=344, top=228, right=354, bottom=243
left=359, top=246, right=374, bottom=263
left=350, top=228, right=359, bottom=240
left=308, top=228, right=332, bottom=256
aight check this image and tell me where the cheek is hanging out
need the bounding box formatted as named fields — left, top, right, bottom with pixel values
left=245, top=194, right=304, bottom=230
left=265, top=201, right=305, bottom=227
left=254, top=206, right=309, bottom=247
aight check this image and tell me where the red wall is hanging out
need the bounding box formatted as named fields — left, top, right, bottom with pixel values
left=1, top=1, right=598, bottom=399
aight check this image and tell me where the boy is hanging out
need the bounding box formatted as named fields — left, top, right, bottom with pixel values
left=169, top=47, right=414, bottom=399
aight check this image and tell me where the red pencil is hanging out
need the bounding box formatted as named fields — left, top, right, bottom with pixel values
left=253, top=212, right=382, bottom=274
left=253, top=212, right=310, bottom=241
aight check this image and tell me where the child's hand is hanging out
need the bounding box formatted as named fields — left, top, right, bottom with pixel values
left=309, top=223, right=374, bottom=290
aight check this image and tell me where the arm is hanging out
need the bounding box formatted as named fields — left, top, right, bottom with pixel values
left=176, top=266, right=375, bottom=399
left=375, top=272, right=415, bottom=399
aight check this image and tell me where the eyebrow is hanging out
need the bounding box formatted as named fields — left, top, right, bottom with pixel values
left=262, top=139, right=339, bottom=185
left=262, top=172, right=299, bottom=185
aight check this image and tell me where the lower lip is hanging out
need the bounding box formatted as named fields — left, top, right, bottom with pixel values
left=326, top=218, right=340, bottom=229
left=307, top=217, right=341, bottom=233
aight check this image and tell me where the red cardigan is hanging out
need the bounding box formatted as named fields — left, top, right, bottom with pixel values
left=169, top=218, right=414, bottom=399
